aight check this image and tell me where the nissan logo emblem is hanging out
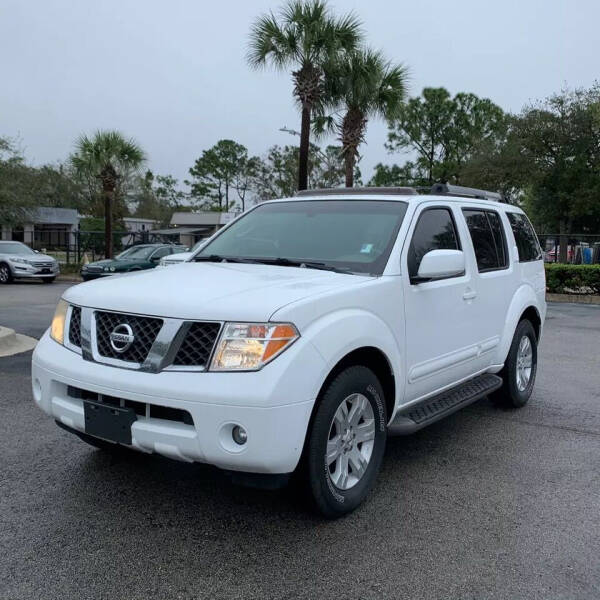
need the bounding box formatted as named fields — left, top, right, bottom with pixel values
left=109, top=323, right=135, bottom=353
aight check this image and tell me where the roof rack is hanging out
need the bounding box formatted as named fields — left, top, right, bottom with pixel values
left=296, top=186, right=418, bottom=197
left=430, top=183, right=503, bottom=202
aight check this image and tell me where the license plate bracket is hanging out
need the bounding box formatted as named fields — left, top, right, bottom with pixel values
left=83, top=400, right=137, bottom=445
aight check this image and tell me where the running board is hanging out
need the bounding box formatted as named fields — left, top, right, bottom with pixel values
left=388, top=373, right=503, bottom=436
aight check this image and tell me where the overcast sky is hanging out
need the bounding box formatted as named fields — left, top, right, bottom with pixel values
left=2, top=0, right=599, bottom=187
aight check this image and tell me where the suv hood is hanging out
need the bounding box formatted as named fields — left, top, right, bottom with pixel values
left=65, top=262, right=371, bottom=321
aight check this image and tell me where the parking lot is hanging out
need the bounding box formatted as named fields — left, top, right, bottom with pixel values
left=1, top=281, right=599, bottom=599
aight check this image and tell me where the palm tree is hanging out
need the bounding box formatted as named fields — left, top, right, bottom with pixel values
left=317, top=48, right=408, bottom=187
left=70, top=131, right=145, bottom=258
left=248, top=0, right=362, bottom=191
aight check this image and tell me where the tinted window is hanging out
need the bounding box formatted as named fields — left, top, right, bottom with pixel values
left=151, top=247, right=171, bottom=260
left=408, top=208, right=460, bottom=278
left=507, top=213, right=542, bottom=262
left=199, top=200, right=408, bottom=275
left=463, top=209, right=508, bottom=271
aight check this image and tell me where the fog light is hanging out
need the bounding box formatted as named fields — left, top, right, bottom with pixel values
left=232, top=425, right=247, bottom=445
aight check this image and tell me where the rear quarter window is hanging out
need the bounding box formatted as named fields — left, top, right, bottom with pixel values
left=506, top=213, right=542, bottom=262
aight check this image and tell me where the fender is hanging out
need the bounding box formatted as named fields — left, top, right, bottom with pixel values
left=301, top=308, right=404, bottom=417
left=496, top=283, right=542, bottom=365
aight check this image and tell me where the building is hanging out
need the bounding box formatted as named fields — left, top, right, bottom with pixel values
left=122, top=217, right=159, bottom=246
left=151, top=211, right=238, bottom=247
left=1, top=207, right=80, bottom=249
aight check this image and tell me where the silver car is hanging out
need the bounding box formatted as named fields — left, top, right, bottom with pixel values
left=0, top=241, right=59, bottom=284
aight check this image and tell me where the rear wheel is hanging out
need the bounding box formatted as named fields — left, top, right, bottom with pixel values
left=304, top=366, right=387, bottom=518
left=0, top=263, right=12, bottom=284
left=492, top=319, right=538, bottom=408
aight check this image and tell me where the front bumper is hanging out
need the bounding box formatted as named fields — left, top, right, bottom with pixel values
left=32, top=331, right=322, bottom=473
left=11, top=264, right=59, bottom=279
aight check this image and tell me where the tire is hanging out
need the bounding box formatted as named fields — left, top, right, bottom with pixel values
left=491, top=319, right=538, bottom=408
left=42, top=277, right=56, bottom=284
left=0, top=262, right=13, bottom=284
left=304, top=366, right=387, bottom=518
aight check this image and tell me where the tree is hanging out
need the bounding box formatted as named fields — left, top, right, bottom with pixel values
left=248, top=0, right=362, bottom=190
left=368, top=161, right=428, bottom=188
left=133, top=171, right=187, bottom=226
left=0, top=136, right=37, bottom=226
left=386, top=87, right=506, bottom=185
left=70, top=131, right=145, bottom=258
left=188, top=140, right=257, bottom=212
left=509, top=86, right=600, bottom=261
left=316, top=48, right=407, bottom=186
left=251, top=143, right=356, bottom=201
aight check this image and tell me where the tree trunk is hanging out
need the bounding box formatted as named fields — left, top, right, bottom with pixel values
left=559, top=219, right=568, bottom=264
left=104, top=186, right=113, bottom=259
left=298, top=105, right=311, bottom=191
left=345, top=152, right=354, bottom=188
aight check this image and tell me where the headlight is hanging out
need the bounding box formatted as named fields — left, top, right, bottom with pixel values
left=103, top=267, right=109, bottom=272
left=210, top=322, right=299, bottom=371
left=109, top=266, right=115, bottom=272
left=50, top=299, right=69, bottom=345
left=9, top=257, right=28, bottom=264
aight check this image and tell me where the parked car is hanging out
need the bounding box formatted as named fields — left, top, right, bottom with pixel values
left=0, top=241, right=59, bottom=284
left=80, top=244, right=188, bottom=281
left=33, top=184, right=546, bottom=517
left=158, top=239, right=208, bottom=267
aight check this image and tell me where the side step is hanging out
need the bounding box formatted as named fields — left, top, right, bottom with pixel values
left=388, top=373, right=503, bottom=436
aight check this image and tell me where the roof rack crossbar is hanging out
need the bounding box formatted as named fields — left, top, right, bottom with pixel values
left=296, top=186, right=418, bottom=197
left=430, top=183, right=503, bottom=202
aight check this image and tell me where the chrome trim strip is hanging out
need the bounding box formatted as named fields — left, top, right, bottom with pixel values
left=63, top=305, right=83, bottom=356
left=79, top=307, right=94, bottom=362
left=141, top=318, right=187, bottom=373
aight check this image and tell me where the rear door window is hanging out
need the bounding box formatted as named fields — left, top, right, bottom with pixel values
left=506, top=213, right=542, bottom=262
left=408, top=207, right=460, bottom=279
left=463, top=209, right=508, bottom=272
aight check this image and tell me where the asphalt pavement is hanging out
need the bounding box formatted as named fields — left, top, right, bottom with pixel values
left=1, top=281, right=599, bottom=599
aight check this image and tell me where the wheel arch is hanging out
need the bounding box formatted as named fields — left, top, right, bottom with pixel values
left=315, top=346, right=396, bottom=427
left=497, top=285, right=544, bottom=365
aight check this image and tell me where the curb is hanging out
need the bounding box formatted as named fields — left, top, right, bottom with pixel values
left=546, top=293, right=600, bottom=305
left=57, top=274, right=83, bottom=283
left=0, top=326, right=38, bottom=357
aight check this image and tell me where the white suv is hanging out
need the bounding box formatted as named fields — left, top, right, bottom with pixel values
left=32, top=185, right=546, bottom=517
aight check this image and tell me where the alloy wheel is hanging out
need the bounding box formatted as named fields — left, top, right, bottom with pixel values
left=516, top=335, right=533, bottom=392
left=326, top=393, right=375, bottom=490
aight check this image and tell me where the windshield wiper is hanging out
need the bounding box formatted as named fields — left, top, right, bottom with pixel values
left=193, top=255, right=259, bottom=264
left=250, top=257, right=353, bottom=274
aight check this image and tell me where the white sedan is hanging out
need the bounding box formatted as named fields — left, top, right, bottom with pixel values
left=158, top=240, right=206, bottom=267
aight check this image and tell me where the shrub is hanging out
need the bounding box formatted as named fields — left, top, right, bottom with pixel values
left=545, top=263, right=600, bottom=295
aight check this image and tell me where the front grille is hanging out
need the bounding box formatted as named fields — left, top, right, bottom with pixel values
left=95, top=311, right=163, bottom=364
left=67, top=386, right=193, bottom=425
left=85, top=266, right=103, bottom=273
left=69, top=306, right=81, bottom=347
left=31, top=261, right=54, bottom=268
left=173, top=321, right=221, bottom=367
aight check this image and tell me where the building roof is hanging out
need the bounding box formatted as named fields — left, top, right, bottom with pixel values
left=123, top=217, right=159, bottom=224
left=170, top=212, right=238, bottom=227
left=34, top=207, right=79, bottom=225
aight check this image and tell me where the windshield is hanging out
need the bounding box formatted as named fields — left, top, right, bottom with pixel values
left=116, top=246, right=155, bottom=260
left=197, top=200, right=408, bottom=275
left=0, top=242, right=35, bottom=255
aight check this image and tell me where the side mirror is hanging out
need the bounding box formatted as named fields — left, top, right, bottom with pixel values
left=412, top=249, right=465, bottom=283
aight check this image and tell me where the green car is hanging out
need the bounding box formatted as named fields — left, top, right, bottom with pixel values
left=81, top=244, right=188, bottom=281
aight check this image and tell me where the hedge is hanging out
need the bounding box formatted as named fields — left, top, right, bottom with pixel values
left=545, top=263, right=600, bottom=295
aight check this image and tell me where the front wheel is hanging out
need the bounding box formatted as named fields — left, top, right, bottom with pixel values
left=0, top=263, right=12, bottom=284
left=304, top=366, right=387, bottom=518
left=492, top=319, right=538, bottom=408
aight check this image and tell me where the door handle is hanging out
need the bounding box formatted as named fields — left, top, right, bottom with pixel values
left=463, top=289, right=477, bottom=301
